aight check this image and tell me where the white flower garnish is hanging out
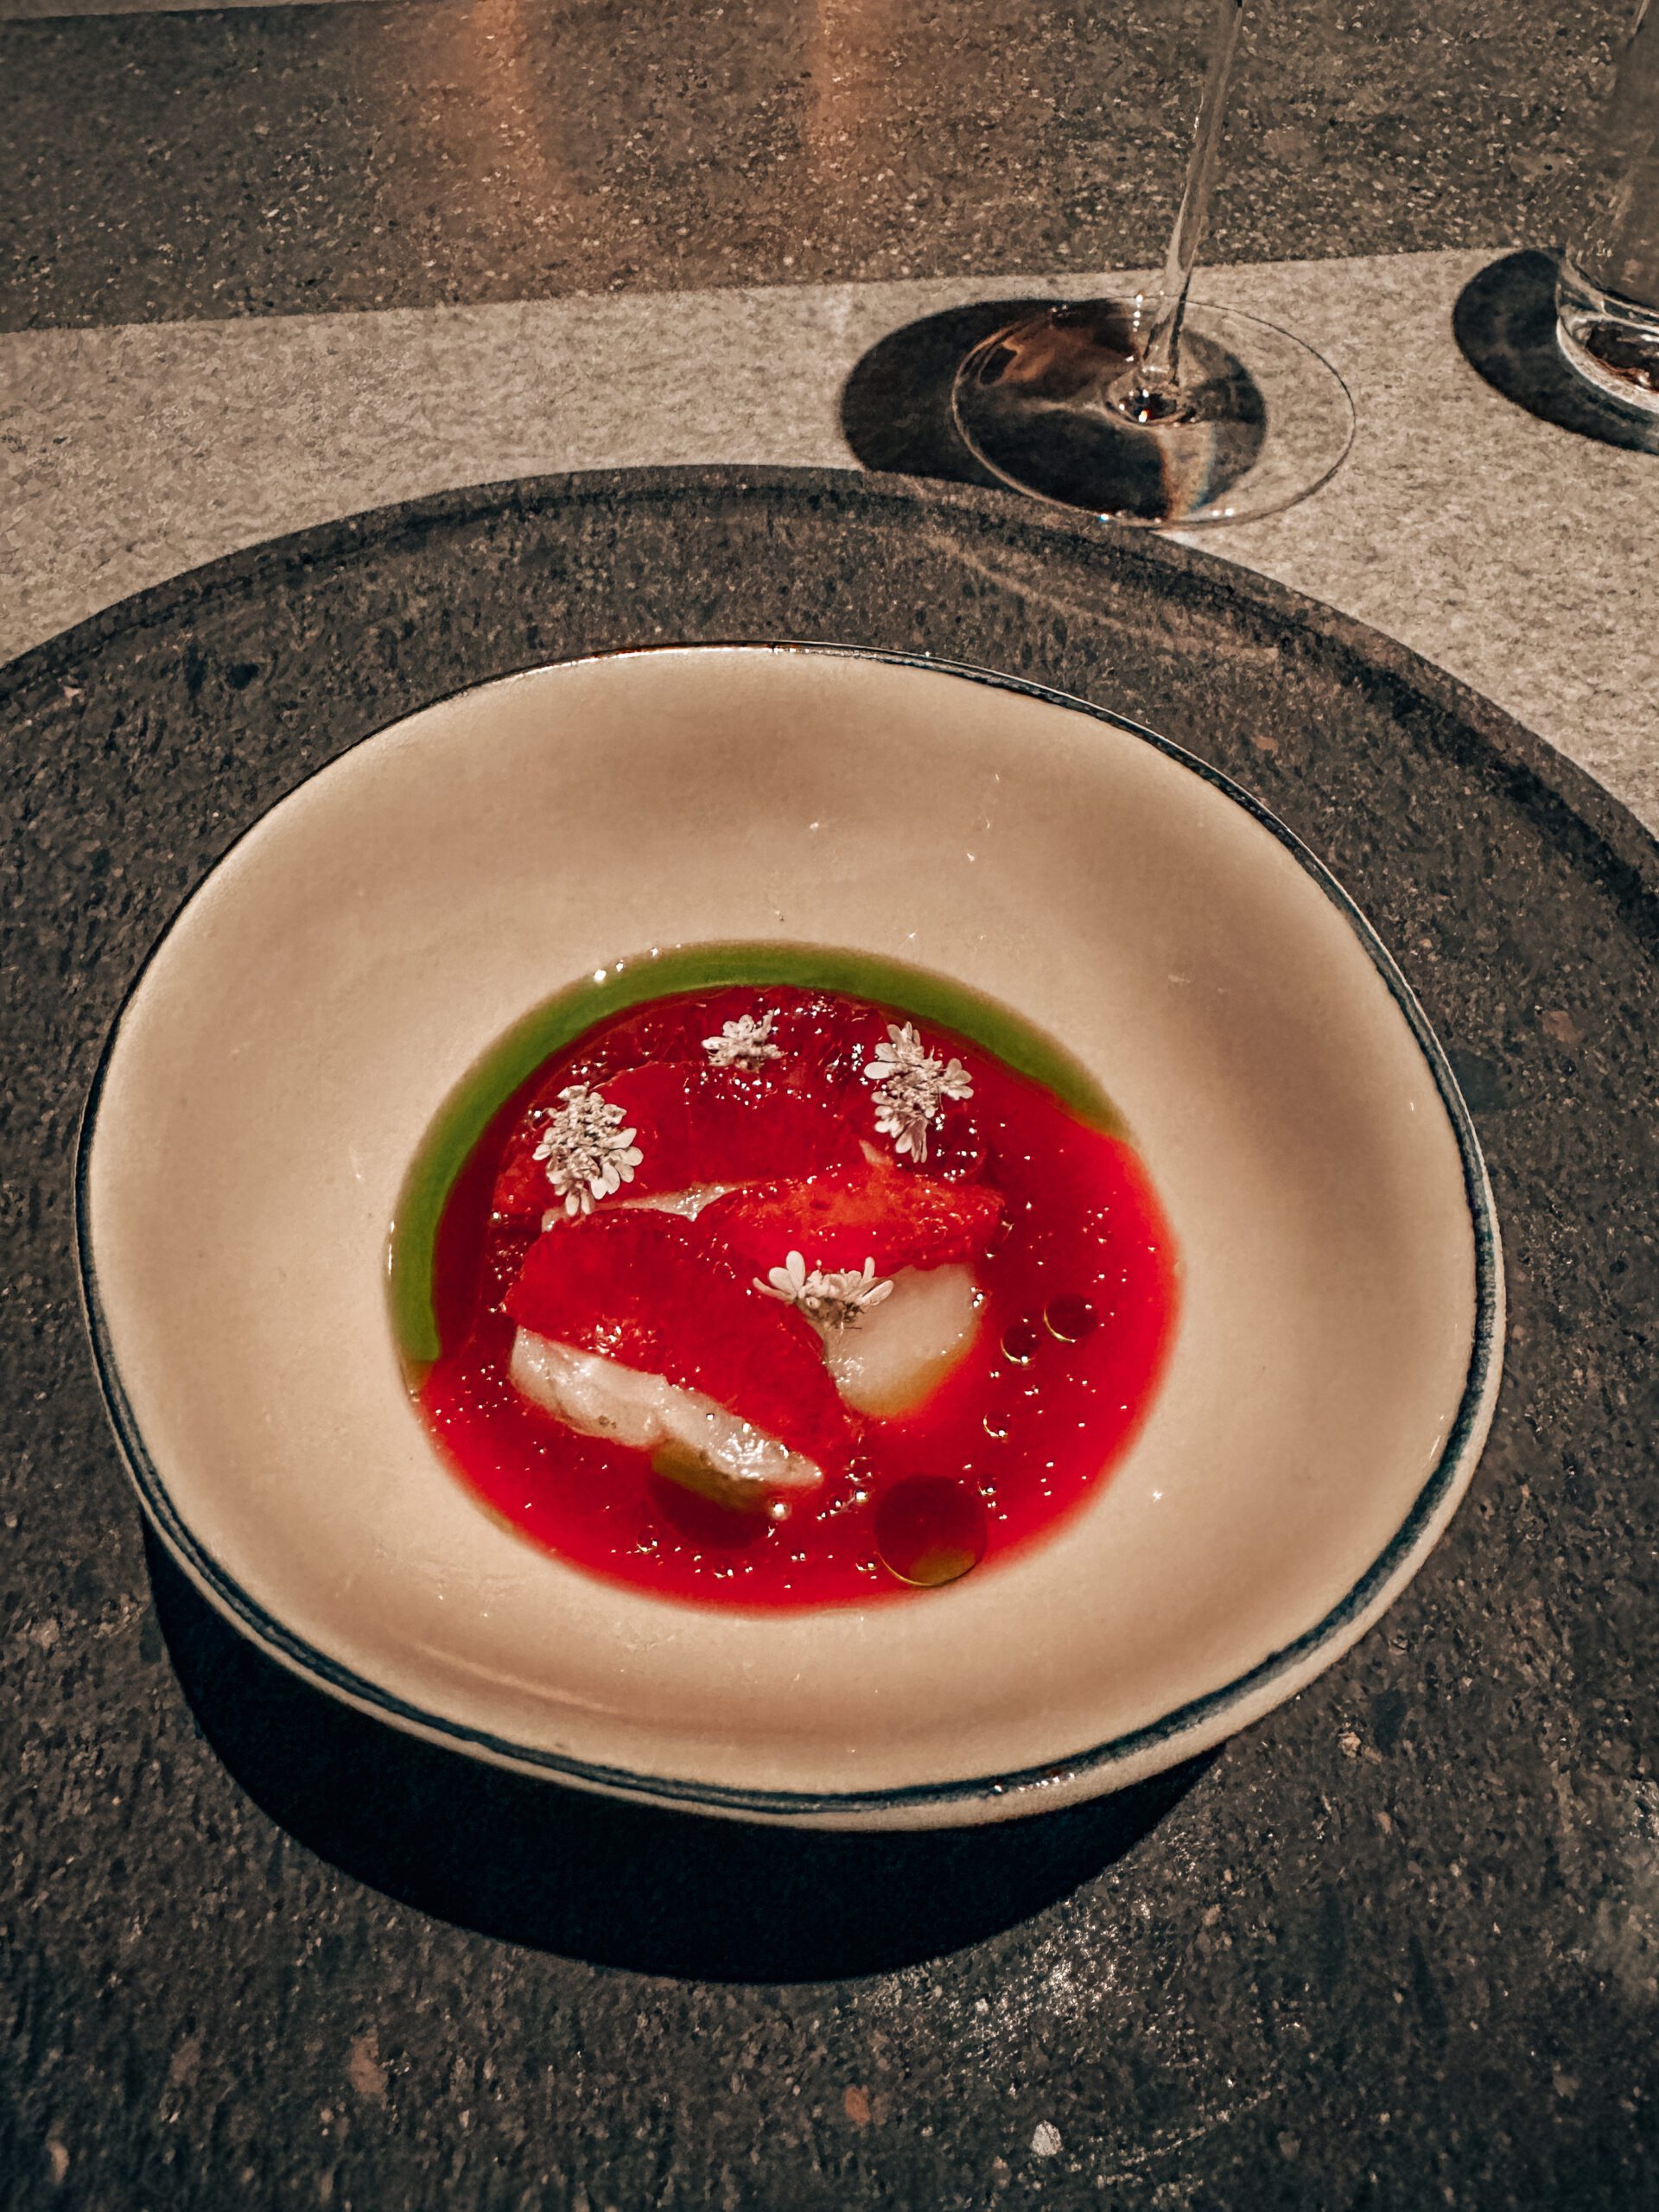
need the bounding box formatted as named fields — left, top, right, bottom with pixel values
left=756, top=1249, right=894, bottom=1331
left=531, top=1083, right=644, bottom=1217
left=702, top=1010, right=782, bottom=1070
left=861, top=1021, right=973, bottom=1164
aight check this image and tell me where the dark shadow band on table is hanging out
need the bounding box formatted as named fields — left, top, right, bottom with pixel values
left=840, top=297, right=1046, bottom=491
left=839, top=293, right=1262, bottom=519
left=146, top=1533, right=1206, bottom=1982
left=853, top=263, right=1659, bottom=480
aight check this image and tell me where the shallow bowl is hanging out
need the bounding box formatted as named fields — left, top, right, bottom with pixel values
left=79, top=645, right=1502, bottom=1828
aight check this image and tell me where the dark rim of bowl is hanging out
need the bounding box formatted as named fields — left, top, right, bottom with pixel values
left=75, top=641, right=1503, bottom=1821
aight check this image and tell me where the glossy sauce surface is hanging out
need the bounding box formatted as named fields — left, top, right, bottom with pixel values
left=405, top=969, right=1179, bottom=1609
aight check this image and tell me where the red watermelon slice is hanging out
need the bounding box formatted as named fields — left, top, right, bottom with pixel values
left=504, top=1210, right=855, bottom=1471
left=492, top=1059, right=863, bottom=1221
left=701, top=1161, right=1005, bottom=1277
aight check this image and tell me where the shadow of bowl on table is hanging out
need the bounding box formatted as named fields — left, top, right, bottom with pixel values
left=148, top=1535, right=1206, bottom=1981
left=1452, top=248, right=1659, bottom=454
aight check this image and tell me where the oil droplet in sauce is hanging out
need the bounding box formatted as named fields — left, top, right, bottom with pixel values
left=1045, top=1294, right=1100, bottom=1343
left=650, top=1475, right=770, bottom=1552
left=874, top=1478, right=989, bottom=1588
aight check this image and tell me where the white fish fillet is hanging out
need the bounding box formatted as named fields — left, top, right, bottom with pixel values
left=509, top=1330, right=825, bottom=1496
left=541, top=1183, right=736, bottom=1232
left=512, top=1179, right=988, bottom=1498
left=820, top=1263, right=983, bottom=1416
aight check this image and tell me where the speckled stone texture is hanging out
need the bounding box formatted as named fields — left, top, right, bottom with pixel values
left=3, top=468, right=1656, bottom=2208
left=6, top=251, right=1658, bottom=829
left=0, top=0, right=1636, bottom=330
left=0, top=0, right=367, bottom=14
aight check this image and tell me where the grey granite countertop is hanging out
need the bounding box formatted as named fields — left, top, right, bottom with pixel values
left=6, top=248, right=1657, bottom=830
left=0, top=0, right=1637, bottom=327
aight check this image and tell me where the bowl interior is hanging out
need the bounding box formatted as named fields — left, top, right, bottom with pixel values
left=81, top=645, right=1494, bottom=1816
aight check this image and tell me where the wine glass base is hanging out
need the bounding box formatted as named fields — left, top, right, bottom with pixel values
left=951, top=296, right=1355, bottom=528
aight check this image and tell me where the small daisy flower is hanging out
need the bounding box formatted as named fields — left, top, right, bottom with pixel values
left=702, top=1010, right=783, bottom=1070
left=756, top=1250, right=894, bottom=1331
left=861, top=1021, right=973, bottom=1165
left=531, top=1083, right=644, bottom=1217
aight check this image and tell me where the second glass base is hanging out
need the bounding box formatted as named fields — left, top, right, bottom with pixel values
left=1556, top=257, right=1659, bottom=418
left=951, top=296, right=1355, bottom=528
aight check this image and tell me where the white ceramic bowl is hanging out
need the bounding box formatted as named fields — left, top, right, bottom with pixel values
left=79, top=645, right=1502, bottom=1829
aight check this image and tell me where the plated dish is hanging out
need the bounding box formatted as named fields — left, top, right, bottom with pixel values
left=78, top=643, right=1501, bottom=1827
left=395, top=957, right=1178, bottom=1607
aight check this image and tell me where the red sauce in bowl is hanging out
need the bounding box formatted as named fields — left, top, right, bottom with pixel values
left=409, top=977, right=1178, bottom=1609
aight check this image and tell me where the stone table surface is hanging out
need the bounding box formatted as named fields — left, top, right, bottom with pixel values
left=2, top=3, right=1657, bottom=2208
left=6, top=246, right=1658, bottom=831
left=0, top=0, right=1637, bottom=323
left=5, top=461, right=1657, bottom=2212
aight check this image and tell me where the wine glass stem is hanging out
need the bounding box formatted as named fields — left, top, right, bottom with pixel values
left=1136, top=0, right=1246, bottom=395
